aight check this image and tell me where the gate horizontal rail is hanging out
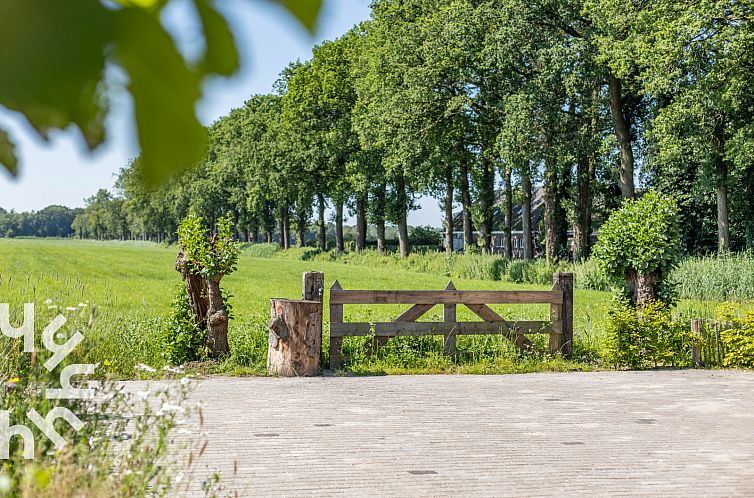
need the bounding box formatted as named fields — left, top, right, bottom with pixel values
left=328, top=273, right=574, bottom=369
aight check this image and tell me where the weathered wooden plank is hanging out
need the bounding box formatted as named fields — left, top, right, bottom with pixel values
left=465, top=304, right=534, bottom=351
left=549, top=273, right=573, bottom=356
left=443, top=281, right=457, bottom=357
left=329, top=280, right=344, bottom=370
left=394, top=304, right=434, bottom=323
left=330, top=289, right=563, bottom=305
left=330, top=321, right=557, bottom=338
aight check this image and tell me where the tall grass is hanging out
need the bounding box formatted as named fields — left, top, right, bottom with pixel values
left=673, top=252, right=754, bottom=301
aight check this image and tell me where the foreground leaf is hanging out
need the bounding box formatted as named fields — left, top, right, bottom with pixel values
left=194, top=0, right=240, bottom=76
left=114, top=7, right=208, bottom=185
left=0, top=128, right=17, bottom=176
left=0, top=0, right=112, bottom=157
left=273, top=0, right=323, bottom=32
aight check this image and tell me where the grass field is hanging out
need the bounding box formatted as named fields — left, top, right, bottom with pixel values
left=0, top=238, right=737, bottom=379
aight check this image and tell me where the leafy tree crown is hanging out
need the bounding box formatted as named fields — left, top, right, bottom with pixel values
left=593, top=191, right=682, bottom=283
left=177, top=213, right=239, bottom=280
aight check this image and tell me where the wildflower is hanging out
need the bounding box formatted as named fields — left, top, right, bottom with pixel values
left=78, top=303, right=87, bottom=307
left=65, top=306, right=78, bottom=311
left=7, top=378, right=19, bottom=384
left=180, top=376, right=192, bottom=385
left=44, top=298, right=53, bottom=305
left=0, top=474, right=11, bottom=495
left=157, top=403, right=185, bottom=416
left=103, top=359, right=111, bottom=366
left=135, top=363, right=157, bottom=373
left=163, top=365, right=184, bottom=374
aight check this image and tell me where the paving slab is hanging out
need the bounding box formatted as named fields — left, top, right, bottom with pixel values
left=138, top=370, right=754, bottom=497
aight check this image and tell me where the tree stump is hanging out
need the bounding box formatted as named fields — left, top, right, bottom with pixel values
left=268, top=298, right=322, bottom=376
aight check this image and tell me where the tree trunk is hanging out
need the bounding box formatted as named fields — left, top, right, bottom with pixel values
left=608, top=72, right=635, bottom=198
left=375, top=181, right=387, bottom=253
left=626, top=269, right=657, bottom=308
left=283, top=209, right=291, bottom=250
left=477, top=158, right=494, bottom=254
left=335, top=201, right=344, bottom=254
left=252, top=226, right=259, bottom=244
left=243, top=227, right=250, bottom=243
left=317, top=192, right=327, bottom=251
left=206, top=278, right=229, bottom=358
left=713, top=116, right=730, bottom=251
left=277, top=216, right=285, bottom=249
left=396, top=173, right=410, bottom=258
left=503, top=164, right=513, bottom=259
left=544, top=146, right=558, bottom=264
left=356, top=194, right=367, bottom=251
left=175, top=252, right=208, bottom=328
left=521, top=162, right=534, bottom=260
left=268, top=298, right=322, bottom=377
left=574, top=153, right=593, bottom=260
left=460, top=157, right=474, bottom=252
left=444, top=163, right=454, bottom=255
left=265, top=229, right=272, bottom=244
left=297, top=221, right=306, bottom=248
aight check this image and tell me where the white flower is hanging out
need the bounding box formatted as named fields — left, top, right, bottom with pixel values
left=157, top=403, right=185, bottom=416
left=44, top=298, right=53, bottom=305
left=135, top=363, right=157, bottom=373
left=180, top=377, right=192, bottom=385
left=65, top=306, right=78, bottom=311
left=47, top=305, right=57, bottom=310
left=0, top=474, right=11, bottom=495
left=78, top=303, right=87, bottom=307
left=163, top=365, right=183, bottom=374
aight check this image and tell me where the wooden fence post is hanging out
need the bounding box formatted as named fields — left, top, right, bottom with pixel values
left=551, top=272, right=574, bottom=358
left=691, top=319, right=701, bottom=367
left=268, top=298, right=322, bottom=376
left=302, top=271, right=324, bottom=302
left=443, top=281, right=457, bottom=358
left=329, top=280, right=344, bottom=370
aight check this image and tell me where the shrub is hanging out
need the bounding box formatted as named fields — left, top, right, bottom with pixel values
left=571, top=258, right=611, bottom=291
left=593, top=191, right=682, bottom=306
left=160, top=284, right=208, bottom=364
left=409, top=226, right=442, bottom=247
left=716, top=305, right=754, bottom=368
left=243, top=242, right=279, bottom=258
left=605, top=298, right=692, bottom=368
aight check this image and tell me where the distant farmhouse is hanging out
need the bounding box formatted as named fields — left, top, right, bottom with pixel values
left=452, top=187, right=598, bottom=258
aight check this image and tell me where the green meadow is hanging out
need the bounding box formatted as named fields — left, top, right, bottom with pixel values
left=0, top=238, right=736, bottom=378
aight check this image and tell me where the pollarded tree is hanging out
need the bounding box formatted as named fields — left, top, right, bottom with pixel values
left=593, top=191, right=682, bottom=307
left=175, top=213, right=239, bottom=358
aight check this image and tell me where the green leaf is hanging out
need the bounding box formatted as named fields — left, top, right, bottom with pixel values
left=194, top=0, right=240, bottom=76
left=0, top=128, right=18, bottom=176
left=113, top=7, right=207, bottom=185
left=0, top=0, right=112, bottom=155
left=273, top=0, right=323, bottom=32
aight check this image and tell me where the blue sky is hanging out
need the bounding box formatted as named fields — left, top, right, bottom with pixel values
left=0, top=0, right=443, bottom=227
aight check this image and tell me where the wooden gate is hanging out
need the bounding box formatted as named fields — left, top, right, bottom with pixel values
left=328, top=273, right=573, bottom=369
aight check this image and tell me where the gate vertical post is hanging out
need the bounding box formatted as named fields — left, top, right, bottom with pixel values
left=443, top=281, right=457, bottom=358
left=691, top=319, right=701, bottom=367
left=329, top=280, right=344, bottom=370
left=550, top=272, right=573, bottom=358
left=302, top=271, right=325, bottom=302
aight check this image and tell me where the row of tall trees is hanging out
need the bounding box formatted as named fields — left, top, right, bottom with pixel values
left=36, top=0, right=754, bottom=258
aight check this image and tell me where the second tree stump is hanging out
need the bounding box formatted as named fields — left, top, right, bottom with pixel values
left=268, top=298, right=322, bottom=376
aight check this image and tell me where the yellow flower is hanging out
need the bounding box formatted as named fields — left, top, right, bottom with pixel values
left=104, top=360, right=111, bottom=366
left=7, top=378, right=19, bottom=384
